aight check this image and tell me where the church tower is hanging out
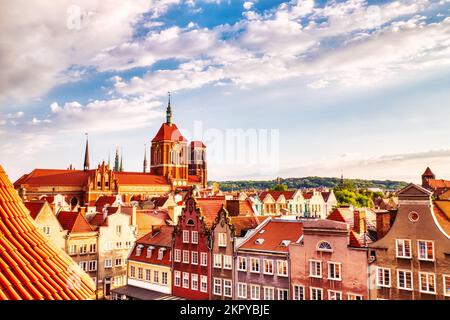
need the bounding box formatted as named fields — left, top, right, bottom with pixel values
left=83, top=133, right=90, bottom=172
left=189, top=141, right=207, bottom=188
left=422, top=167, right=435, bottom=189
left=150, top=93, right=188, bottom=184
left=143, top=145, right=148, bottom=173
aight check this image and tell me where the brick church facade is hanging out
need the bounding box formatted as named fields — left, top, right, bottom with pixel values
left=14, top=97, right=207, bottom=207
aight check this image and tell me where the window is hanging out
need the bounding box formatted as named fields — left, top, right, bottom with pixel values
left=89, top=243, right=96, bottom=253
left=377, top=267, right=391, bottom=288
left=396, top=239, right=412, bottom=258
left=145, top=269, right=151, bottom=282
left=115, top=258, right=122, bottom=267
left=104, top=259, right=112, bottom=269
left=116, top=225, right=122, bottom=235
left=214, top=254, right=222, bottom=268
left=317, top=241, right=333, bottom=252
left=444, top=275, right=450, bottom=297
left=250, top=285, right=260, bottom=300
left=79, top=261, right=88, bottom=272
left=223, top=255, right=232, bottom=270
left=183, top=230, right=189, bottom=243
left=277, top=260, right=288, bottom=277
left=263, top=259, right=274, bottom=275
left=218, top=233, right=227, bottom=247
left=79, top=244, right=87, bottom=254
left=182, top=272, right=189, bottom=289
left=114, top=276, right=123, bottom=286
left=278, top=289, right=289, bottom=300
left=213, top=278, right=222, bottom=296
left=328, top=290, right=342, bottom=300
left=88, top=260, right=97, bottom=272
left=237, top=257, right=247, bottom=271
left=310, top=287, right=323, bottom=300
left=263, top=287, right=275, bottom=300
left=191, top=251, right=199, bottom=265
left=348, top=293, right=363, bottom=300
left=138, top=268, right=143, bottom=280
left=136, top=244, right=143, bottom=256
left=153, top=270, right=159, bottom=283
left=183, top=250, right=190, bottom=264
left=293, top=285, right=305, bottom=300
left=223, top=279, right=232, bottom=297
left=418, top=240, right=434, bottom=261
left=250, top=257, right=260, bottom=273
left=42, top=226, right=51, bottom=236
left=200, top=252, right=208, bottom=266
left=157, top=248, right=165, bottom=260
left=174, top=249, right=181, bottom=262
left=162, top=272, right=168, bottom=286
left=419, top=272, right=436, bottom=294
left=191, top=274, right=198, bottom=291
left=191, top=231, right=198, bottom=244
left=328, top=262, right=341, bottom=281
left=309, top=260, right=322, bottom=278
left=174, top=271, right=181, bottom=287
left=200, top=275, right=208, bottom=293
left=237, top=283, right=247, bottom=298
left=130, top=266, right=135, bottom=278
left=397, top=270, right=413, bottom=291
left=69, top=245, right=77, bottom=255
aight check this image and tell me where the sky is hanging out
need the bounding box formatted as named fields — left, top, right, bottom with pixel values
left=1, top=0, right=450, bottom=183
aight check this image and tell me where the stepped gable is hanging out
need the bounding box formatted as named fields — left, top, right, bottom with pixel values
left=0, top=165, right=95, bottom=300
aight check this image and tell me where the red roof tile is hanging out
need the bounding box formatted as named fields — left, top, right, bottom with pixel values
left=151, top=196, right=169, bottom=208
left=114, top=172, right=169, bottom=185
left=427, top=179, right=450, bottom=189
left=0, top=165, right=95, bottom=300
left=229, top=216, right=266, bottom=237
left=95, top=196, right=117, bottom=208
left=57, top=211, right=94, bottom=233
left=432, top=201, right=450, bottom=238
left=196, top=199, right=226, bottom=227
left=128, top=226, right=174, bottom=266
left=240, top=220, right=303, bottom=253
left=151, top=123, right=187, bottom=142
left=14, top=169, right=90, bottom=187
left=24, top=202, right=46, bottom=220
left=259, top=190, right=296, bottom=201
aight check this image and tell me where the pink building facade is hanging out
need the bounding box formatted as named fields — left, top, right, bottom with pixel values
left=289, top=219, right=369, bottom=300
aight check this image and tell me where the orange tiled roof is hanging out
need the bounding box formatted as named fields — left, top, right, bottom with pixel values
left=240, top=220, right=303, bottom=253
left=427, top=179, right=450, bottom=189
left=129, top=226, right=174, bottom=266
left=57, top=211, right=94, bottom=233
left=14, top=169, right=90, bottom=187
left=0, top=165, right=95, bottom=300
left=151, top=123, right=187, bottom=142
left=95, top=196, right=117, bottom=208
left=229, top=216, right=266, bottom=237
left=259, top=190, right=296, bottom=202
left=349, top=230, right=364, bottom=248
left=196, top=198, right=226, bottom=227
left=114, top=172, right=169, bottom=185
left=432, top=201, right=450, bottom=238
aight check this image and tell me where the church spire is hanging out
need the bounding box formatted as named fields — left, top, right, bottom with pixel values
left=119, top=148, right=124, bottom=172
left=83, top=133, right=90, bottom=171
left=166, top=91, right=173, bottom=126
left=114, top=148, right=120, bottom=172
left=143, top=144, right=148, bottom=173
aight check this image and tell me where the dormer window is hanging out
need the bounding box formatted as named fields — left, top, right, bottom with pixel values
left=136, top=244, right=144, bottom=256
left=317, top=241, right=333, bottom=252
left=281, top=240, right=291, bottom=247
left=187, top=219, right=195, bottom=226
left=158, top=248, right=166, bottom=260
left=259, top=229, right=265, bottom=234
left=255, top=238, right=265, bottom=245
left=146, top=246, right=155, bottom=258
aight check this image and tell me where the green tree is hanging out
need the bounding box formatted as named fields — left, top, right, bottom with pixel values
left=272, top=184, right=288, bottom=191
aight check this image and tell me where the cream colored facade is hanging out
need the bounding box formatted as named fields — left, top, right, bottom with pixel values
left=31, top=202, right=67, bottom=251
left=97, top=211, right=137, bottom=299
left=128, top=260, right=172, bottom=294
left=304, top=190, right=327, bottom=219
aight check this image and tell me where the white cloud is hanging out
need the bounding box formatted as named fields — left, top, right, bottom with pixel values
left=243, top=1, right=254, bottom=10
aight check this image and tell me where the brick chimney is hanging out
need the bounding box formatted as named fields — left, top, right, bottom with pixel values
left=353, top=210, right=366, bottom=234
left=376, top=210, right=391, bottom=240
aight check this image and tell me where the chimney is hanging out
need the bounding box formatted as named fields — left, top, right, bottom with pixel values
left=102, top=207, right=108, bottom=221
left=353, top=210, right=366, bottom=234
left=376, top=210, right=391, bottom=240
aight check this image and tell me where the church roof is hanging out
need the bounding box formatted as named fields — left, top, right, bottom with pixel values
left=0, top=165, right=95, bottom=300
left=151, top=123, right=187, bottom=143
left=422, top=167, right=435, bottom=177
left=14, top=169, right=90, bottom=187
left=114, top=172, right=169, bottom=186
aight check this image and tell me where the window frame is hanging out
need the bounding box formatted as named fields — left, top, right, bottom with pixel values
left=293, top=285, right=305, bottom=300
left=376, top=267, right=391, bottom=288
left=309, top=259, right=322, bottom=278
left=444, top=274, right=450, bottom=297
left=237, top=256, right=247, bottom=272
left=327, top=261, right=342, bottom=281
left=213, top=278, right=222, bottom=296
left=328, top=290, right=342, bottom=300
left=419, top=272, right=436, bottom=294
left=310, top=287, right=323, bottom=300
left=397, top=269, right=413, bottom=291
left=417, top=240, right=435, bottom=261
left=237, top=283, right=247, bottom=299
left=396, top=239, right=412, bottom=259
left=277, top=260, right=288, bottom=277
left=182, top=230, right=189, bottom=244
left=263, top=259, right=274, bottom=275
left=250, top=257, right=261, bottom=274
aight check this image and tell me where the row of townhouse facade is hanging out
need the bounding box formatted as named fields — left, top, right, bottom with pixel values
left=115, top=183, right=450, bottom=300
left=255, top=189, right=337, bottom=219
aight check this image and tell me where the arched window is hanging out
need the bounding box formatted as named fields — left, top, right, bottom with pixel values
left=317, top=241, right=333, bottom=252
left=70, top=197, right=78, bottom=208
left=97, top=173, right=101, bottom=188
left=186, top=219, right=195, bottom=226
left=105, top=175, right=109, bottom=188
